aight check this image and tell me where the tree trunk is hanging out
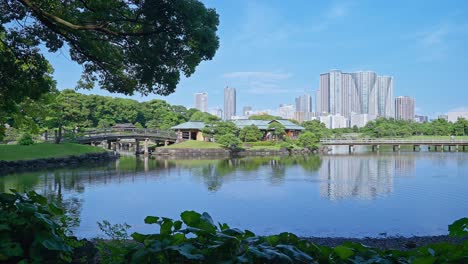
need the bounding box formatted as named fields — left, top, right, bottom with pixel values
left=55, top=126, right=62, bottom=144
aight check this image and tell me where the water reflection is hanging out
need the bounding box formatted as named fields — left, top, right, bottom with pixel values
left=319, top=155, right=411, bottom=200
left=1, top=153, right=468, bottom=237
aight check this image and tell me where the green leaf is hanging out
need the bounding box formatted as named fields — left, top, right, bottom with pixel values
left=448, top=218, right=468, bottom=237
left=0, top=192, right=17, bottom=204
left=166, top=243, right=204, bottom=260
left=276, top=244, right=314, bottom=263
left=34, top=212, right=56, bottom=227
left=334, top=245, right=354, bottom=260
left=412, top=256, right=436, bottom=264
left=17, top=203, right=38, bottom=214
left=144, top=216, right=159, bottom=224
left=427, top=248, right=435, bottom=256
left=173, top=220, right=182, bottom=231
left=131, top=232, right=148, bottom=243
left=201, top=212, right=214, bottom=226
left=41, top=238, right=72, bottom=252
left=0, top=242, right=24, bottom=257
left=27, top=191, right=47, bottom=205
left=47, top=203, right=64, bottom=215
left=160, top=219, right=173, bottom=235
left=180, top=211, right=201, bottom=226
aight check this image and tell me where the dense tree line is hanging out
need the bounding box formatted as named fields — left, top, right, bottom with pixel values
left=2, top=90, right=219, bottom=140
left=334, top=118, right=468, bottom=138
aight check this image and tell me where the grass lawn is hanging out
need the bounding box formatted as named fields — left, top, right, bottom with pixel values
left=161, top=140, right=222, bottom=149
left=406, top=135, right=468, bottom=140
left=0, top=143, right=106, bottom=161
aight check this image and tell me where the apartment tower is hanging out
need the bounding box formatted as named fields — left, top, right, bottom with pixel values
left=194, top=92, right=208, bottom=112
left=224, top=87, right=236, bottom=120
left=394, top=96, right=415, bottom=121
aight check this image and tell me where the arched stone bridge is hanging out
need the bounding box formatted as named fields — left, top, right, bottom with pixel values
left=52, top=129, right=177, bottom=155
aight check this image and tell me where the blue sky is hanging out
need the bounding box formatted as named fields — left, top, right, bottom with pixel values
left=44, top=0, right=468, bottom=117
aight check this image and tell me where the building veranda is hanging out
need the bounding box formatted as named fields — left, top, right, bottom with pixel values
left=171, top=119, right=305, bottom=142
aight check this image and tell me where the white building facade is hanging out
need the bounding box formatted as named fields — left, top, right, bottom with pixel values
left=194, top=92, right=208, bottom=112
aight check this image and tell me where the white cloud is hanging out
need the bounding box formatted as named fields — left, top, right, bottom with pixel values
left=419, top=26, right=449, bottom=46
left=326, top=2, right=349, bottom=19
left=222, top=71, right=294, bottom=94
left=309, top=2, right=351, bottom=33
left=414, top=22, right=468, bottom=62
left=448, top=107, right=468, bottom=112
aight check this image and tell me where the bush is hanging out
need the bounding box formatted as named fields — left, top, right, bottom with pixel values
left=0, top=190, right=77, bottom=263
left=298, top=131, right=319, bottom=150
left=279, top=141, right=294, bottom=150
left=216, top=133, right=242, bottom=149
left=18, top=133, right=35, bottom=145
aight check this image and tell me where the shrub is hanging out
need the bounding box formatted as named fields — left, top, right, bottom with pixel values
left=0, top=190, right=77, bottom=263
left=298, top=131, right=319, bottom=150
left=216, top=133, right=242, bottom=149
left=18, top=133, right=35, bottom=145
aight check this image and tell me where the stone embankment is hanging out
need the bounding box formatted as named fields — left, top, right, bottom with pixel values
left=0, top=152, right=119, bottom=174
left=154, top=148, right=316, bottom=157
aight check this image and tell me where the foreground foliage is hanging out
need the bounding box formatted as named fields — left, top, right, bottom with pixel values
left=98, top=212, right=468, bottom=264
left=1, top=191, right=467, bottom=263
left=0, top=191, right=78, bottom=263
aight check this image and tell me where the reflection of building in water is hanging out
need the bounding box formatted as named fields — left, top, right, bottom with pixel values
left=394, top=155, right=416, bottom=177
left=319, top=155, right=397, bottom=200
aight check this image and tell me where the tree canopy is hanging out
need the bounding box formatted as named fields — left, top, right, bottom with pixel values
left=0, top=0, right=219, bottom=139
left=1, top=0, right=219, bottom=96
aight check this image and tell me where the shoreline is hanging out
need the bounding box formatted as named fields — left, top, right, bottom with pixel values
left=304, top=234, right=468, bottom=251
left=0, top=151, right=119, bottom=175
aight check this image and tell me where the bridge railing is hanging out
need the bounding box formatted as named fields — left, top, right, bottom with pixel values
left=78, top=128, right=177, bottom=139
left=43, top=128, right=177, bottom=142
left=320, top=138, right=468, bottom=144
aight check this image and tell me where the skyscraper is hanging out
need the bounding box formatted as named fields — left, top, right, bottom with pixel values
left=394, top=96, right=415, bottom=121
left=224, top=87, right=236, bottom=120
left=317, top=70, right=394, bottom=119
left=278, top=104, right=295, bottom=119
left=295, top=94, right=313, bottom=112
left=243, top=106, right=252, bottom=116
left=194, top=92, right=208, bottom=112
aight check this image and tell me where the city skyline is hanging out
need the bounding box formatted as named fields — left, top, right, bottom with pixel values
left=41, top=0, right=468, bottom=118
left=224, top=87, right=236, bottom=120
left=317, top=70, right=394, bottom=118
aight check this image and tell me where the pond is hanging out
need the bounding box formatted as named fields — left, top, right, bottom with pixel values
left=1, top=152, right=467, bottom=238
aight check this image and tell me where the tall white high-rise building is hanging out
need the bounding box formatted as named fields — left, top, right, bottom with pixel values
left=448, top=112, right=468, bottom=122
left=317, top=70, right=394, bottom=121
left=278, top=104, right=295, bottom=119
left=295, top=94, right=313, bottom=112
left=224, top=87, right=236, bottom=120
left=194, top=92, right=208, bottom=112
left=394, top=96, right=415, bottom=121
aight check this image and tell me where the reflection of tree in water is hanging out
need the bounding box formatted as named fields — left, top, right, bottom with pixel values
left=174, top=156, right=322, bottom=191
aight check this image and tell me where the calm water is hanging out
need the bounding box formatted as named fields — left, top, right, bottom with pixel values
left=1, top=152, right=468, bottom=238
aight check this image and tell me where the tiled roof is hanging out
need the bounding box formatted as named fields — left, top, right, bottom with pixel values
left=232, top=119, right=304, bottom=130
left=172, top=119, right=304, bottom=131
left=171, top=121, right=206, bottom=130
